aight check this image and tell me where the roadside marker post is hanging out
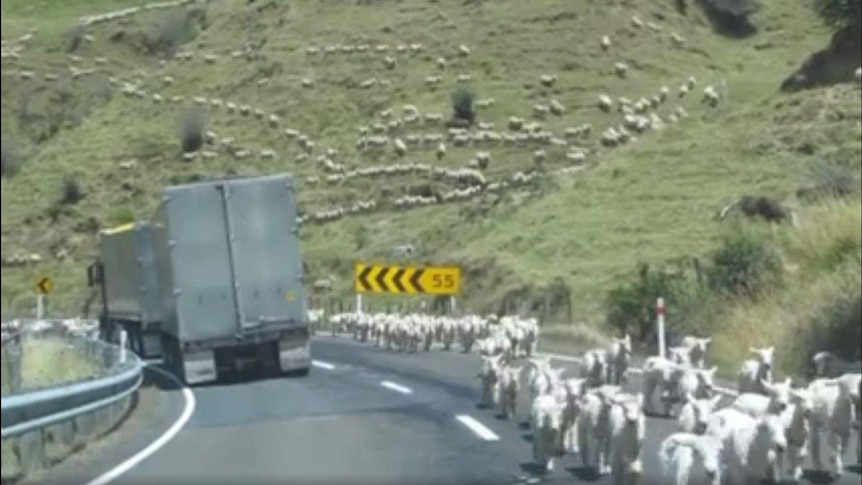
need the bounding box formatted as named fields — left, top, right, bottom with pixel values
left=657, top=297, right=666, bottom=359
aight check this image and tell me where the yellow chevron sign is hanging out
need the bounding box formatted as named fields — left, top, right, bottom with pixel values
left=354, top=263, right=461, bottom=295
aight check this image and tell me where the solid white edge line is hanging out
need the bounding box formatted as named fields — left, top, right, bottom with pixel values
left=456, top=415, right=500, bottom=441
left=84, top=364, right=196, bottom=485
left=312, top=360, right=336, bottom=370
left=380, top=380, right=413, bottom=395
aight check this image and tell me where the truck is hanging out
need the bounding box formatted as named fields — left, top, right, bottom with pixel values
left=86, top=174, right=311, bottom=384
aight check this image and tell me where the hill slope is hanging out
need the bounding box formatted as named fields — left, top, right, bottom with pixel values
left=1, top=0, right=860, bottom=335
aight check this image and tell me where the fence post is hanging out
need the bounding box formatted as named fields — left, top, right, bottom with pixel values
left=657, top=297, right=666, bottom=359
left=356, top=294, right=363, bottom=314
left=36, top=295, right=45, bottom=320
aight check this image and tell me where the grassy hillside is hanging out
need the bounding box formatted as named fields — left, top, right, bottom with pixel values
left=2, top=0, right=860, bottom=349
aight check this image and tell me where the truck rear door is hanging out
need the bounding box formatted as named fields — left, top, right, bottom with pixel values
left=223, top=175, right=304, bottom=332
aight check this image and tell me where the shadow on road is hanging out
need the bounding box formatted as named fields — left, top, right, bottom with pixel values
left=565, top=466, right=601, bottom=482
left=803, top=469, right=844, bottom=484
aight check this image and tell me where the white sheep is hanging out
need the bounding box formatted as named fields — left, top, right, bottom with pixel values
left=393, top=138, right=407, bottom=157
left=614, top=62, right=628, bottom=78
left=608, top=393, right=645, bottom=485
left=738, top=346, right=776, bottom=395
left=810, top=351, right=862, bottom=378
left=532, top=393, right=565, bottom=472
left=605, top=335, right=632, bottom=385
left=678, top=396, right=723, bottom=435
left=479, top=354, right=503, bottom=408
left=601, top=35, right=612, bottom=51
left=598, top=94, right=614, bottom=112
left=679, top=336, right=712, bottom=369
left=808, top=374, right=862, bottom=477
left=659, top=432, right=723, bottom=485
left=577, top=385, right=620, bottom=476
left=499, top=364, right=521, bottom=420
left=631, top=16, right=644, bottom=29
left=532, top=149, right=546, bottom=164
left=457, top=44, right=470, bottom=57
left=706, top=407, right=788, bottom=485
left=539, top=73, right=558, bottom=87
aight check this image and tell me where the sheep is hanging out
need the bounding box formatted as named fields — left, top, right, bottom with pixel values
left=393, top=138, right=407, bottom=157
left=532, top=149, right=546, bottom=165
left=659, top=432, right=723, bottom=485
left=671, top=33, right=686, bottom=47
left=548, top=99, right=565, bottom=116
left=203, top=54, right=217, bottom=64
left=679, top=84, right=690, bottom=98
left=436, top=57, right=447, bottom=69
left=566, top=151, right=586, bottom=164
left=608, top=393, right=645, bottom=485
left=301, top=78, right=315, bottom=88
left=383, top=56, right=396, bottom=69
left=738, top=346, right=775, bottom=395
left=810, top=351, right=862, bottom=379
left=531, top=393, right=565, bottom=472
left=499, top=364, right=521, bottom=420
left=457, top=44, right=470, bottom=57
left=678, top=396, right=723, bottom=435
left=479, top=354, right=503, bottom=408
left=679, top=336, right=712, bottom=369
left=631, top=15, right=644, bottom=29
left=775, top=387, right=816, bottom=483
left=706, top=407, right=788, bottom=485
left=435, top=143, right=447, bottom=160
left=614, top=62, right=629, bottom=78
left=808, top=374, right=862, bottom=477
left=268, top=114, right=280, bottom=128
left=856, top=67, right=862, bottom=83
left=606, top=335, right=632, bottom=385
left=601, top=35, right=612, bottom=51
left=532, top=104, right=550, bottom=119
left=702, top=86, right=720, bottom=107
left=559, top=378, right=587, bottom=453
left=577, top=385, right=620, bottom=476
left=731, top=378, right=794, bottom=418
left=643, top=356, right=688, bottom=416
left=539, top=74, right=557, bottom=87
left=598, top=94, right=614, bottom=112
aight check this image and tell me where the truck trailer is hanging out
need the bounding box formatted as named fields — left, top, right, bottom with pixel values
left=87, top=174, right=311, bottom=384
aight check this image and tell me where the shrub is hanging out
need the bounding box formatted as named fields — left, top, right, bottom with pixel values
left=60, top=176, right=85, bottom=205
left=813, top=0, right=862, bottom=30
left=107, top=206, right=136, bottom=226
left=696, top=0, right=759, bottom=37
left=451, top=86, right=476, bottom=126
left=180, top=107, right=206, bottom=153
left=708, top=230, right=783, bottom=299
left=605, top=262, right=694, bottom=350
left=797, top=158, right=861, bottom=201
left=738, top=195, right=790, bottom=223
left=1, top=138, right=21, bottom=178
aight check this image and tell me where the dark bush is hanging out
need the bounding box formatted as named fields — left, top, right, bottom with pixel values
left=696, top=0, right=759, bottom=37
left=148, top=11, right=199, bottom=56
left=708, top=231, right=783, bottom=299
left=813, top=0, right=862, bottom=30
left=451, top=86, right=476, bottom=126
left=810, top=280, right=862, bottom=362
left=180, top=106, right=206, bottom=153
left=797, top=158, right=861, bottom=201
left=60, top=176, right=85, bottom=205
left=605, top=263, right=694, bottom=351
left=738, top=195, right=790, bottom=223
left=1, top=138, right=21, bottom=177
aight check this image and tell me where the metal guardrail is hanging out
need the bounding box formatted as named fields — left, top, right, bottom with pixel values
left=0, top=322, right=144, bottom=475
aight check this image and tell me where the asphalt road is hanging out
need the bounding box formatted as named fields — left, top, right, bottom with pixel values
left=36, top=336, right=862, bottom=485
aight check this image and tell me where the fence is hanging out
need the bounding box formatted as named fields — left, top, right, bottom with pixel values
left=1, top=322, right=142, bottom=483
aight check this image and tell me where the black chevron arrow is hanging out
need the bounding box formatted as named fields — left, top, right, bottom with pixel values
left=411, top=268, right=425, bottom=293
left=358, top=265, right=374, bottom=291
left=392, top=267, right=407, bottom=293
left=376, top=266, right=390, bottom=292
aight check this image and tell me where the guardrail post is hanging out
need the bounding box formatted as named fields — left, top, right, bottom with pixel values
left=119, top=329, right=127, bottom=363
left=657, top=297, right=666, bottom=359
left=7, top=343, right=23, bottom=393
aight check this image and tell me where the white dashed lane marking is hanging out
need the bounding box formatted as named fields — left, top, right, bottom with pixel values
left=380, top=380, right=413, bottom=395
left=456, top=415, right=500, bottom=441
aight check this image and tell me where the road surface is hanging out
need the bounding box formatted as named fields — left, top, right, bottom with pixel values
left=36, top=336, right=861, bottom=485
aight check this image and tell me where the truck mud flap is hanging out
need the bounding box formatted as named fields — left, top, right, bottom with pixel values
left=140, top=333, right=163, bottom=359
left=278, top=341, right=310, bottom=374
left=183, top=349, right=217, bottom=385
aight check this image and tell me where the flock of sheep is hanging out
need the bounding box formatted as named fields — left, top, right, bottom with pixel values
left=1, top=0, right=743, bottom=240
left=321, top=310, right=861, bottom=484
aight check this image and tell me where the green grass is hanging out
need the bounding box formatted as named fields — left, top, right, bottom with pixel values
left=1, top=336, right=98, bottom=395
left=1, top=0, right=860, bottom=343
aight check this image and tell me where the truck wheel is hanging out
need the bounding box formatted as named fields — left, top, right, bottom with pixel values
left=286, top=367, right=310, bottom=377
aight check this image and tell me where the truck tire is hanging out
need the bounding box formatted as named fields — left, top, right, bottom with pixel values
left=287, top=367, right=310, bottom=377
